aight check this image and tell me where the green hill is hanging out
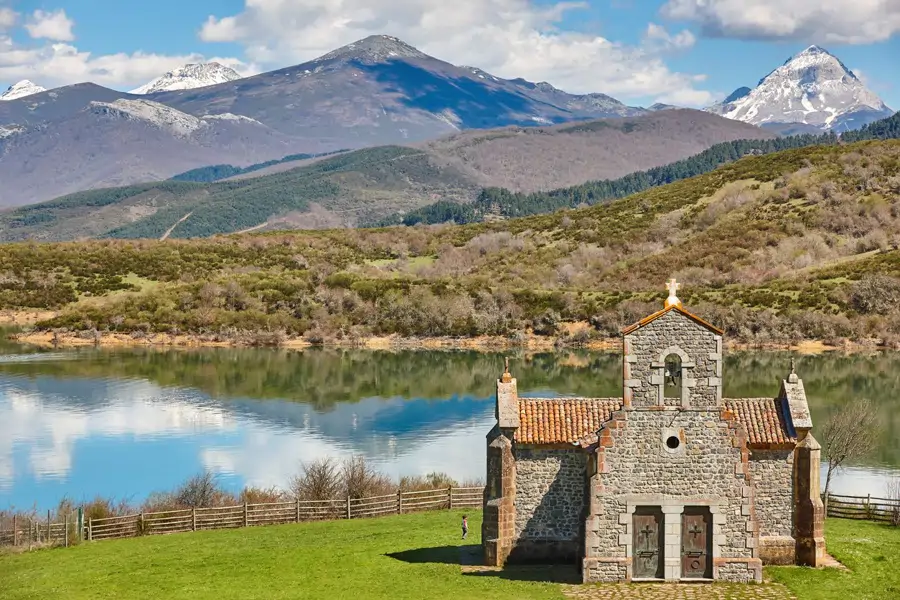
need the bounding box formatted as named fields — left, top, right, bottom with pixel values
left=0, top=146, right=478, bottom=242
left=2, top=138, right=900, bottom=347
left=0, top=110, right=777, bottom=242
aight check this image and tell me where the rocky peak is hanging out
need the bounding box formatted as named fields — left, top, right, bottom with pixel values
left=0, top=80, right=47, bottom=101
left=707, top=45, right=892, bottom=132
left=315, top=35, right=428, bottom=64
left=130, top=63, right=243, bottom=94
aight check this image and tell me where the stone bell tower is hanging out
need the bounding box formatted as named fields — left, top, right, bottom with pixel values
left=621, top=279, right=723, bottom=409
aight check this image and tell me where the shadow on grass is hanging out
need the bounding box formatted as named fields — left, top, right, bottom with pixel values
left=387, top=544, right=581, bottom=583
left=386, top=545, right=463, bottom=565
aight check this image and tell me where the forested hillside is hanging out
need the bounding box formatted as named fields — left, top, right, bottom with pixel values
left=2, top=139, right=900, bottom=347
left=169, top=150, right=344, bottom=183
left=378, top=117, right=900, bottom=226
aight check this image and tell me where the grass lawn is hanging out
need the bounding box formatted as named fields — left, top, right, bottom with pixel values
left=767, top=518, right=900, bottom=600
left=1, top=514, right=897, bottom=600
left=0, top=511, right=562, bottom=600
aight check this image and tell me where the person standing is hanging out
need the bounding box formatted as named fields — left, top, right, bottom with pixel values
left=461, top=514, right=468, bottom=540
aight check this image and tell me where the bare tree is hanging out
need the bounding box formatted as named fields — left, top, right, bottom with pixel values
left=887, top=477, right=900, bottom=527
left=341, top=455, right=392, bottom=499
left=820, top=399, right=880, bottom=503
left=175, top=471, right=223, bottom=508
left=290, top=457, right=342, bottom=501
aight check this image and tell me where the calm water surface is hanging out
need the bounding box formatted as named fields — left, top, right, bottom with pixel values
left=1, top=341, right=899, bottom=511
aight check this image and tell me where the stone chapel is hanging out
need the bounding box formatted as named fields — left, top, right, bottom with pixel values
left=481, top=279, right=826, bottom=583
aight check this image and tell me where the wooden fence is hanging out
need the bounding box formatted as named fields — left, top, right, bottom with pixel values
left=0, top=487, right=484, bottom=547
left=824, top=493, right=900, bottom=524
left=6, top=488, right=893, bottom=548
left=0, top=510, right=78, bottom=548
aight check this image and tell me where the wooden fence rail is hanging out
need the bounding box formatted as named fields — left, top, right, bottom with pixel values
left=823, top=493, right=900, bottom=524
left=0, top=487, right=484, bottom=547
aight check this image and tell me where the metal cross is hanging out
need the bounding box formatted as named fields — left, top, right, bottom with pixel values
left=688, top=524, right=703, bottom=537
left=640, top=525, right=654, bottom=537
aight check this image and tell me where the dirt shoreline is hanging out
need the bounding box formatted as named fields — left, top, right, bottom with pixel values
left=4, top=329, right=883, bottom=355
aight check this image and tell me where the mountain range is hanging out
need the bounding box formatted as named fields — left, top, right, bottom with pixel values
left=0, top=35, right=653, bottom=208
left=0, top=37, right=893, bottom=214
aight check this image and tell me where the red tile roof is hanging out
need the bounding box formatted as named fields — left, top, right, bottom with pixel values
left=515, top=398, right=621, bottom=445
left=725, top=397, right=795, bottom=446
left=514, top=397, right=795, bottom=447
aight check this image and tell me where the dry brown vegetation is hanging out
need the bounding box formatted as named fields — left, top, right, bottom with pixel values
left=2, top=139, right=900, bottom=347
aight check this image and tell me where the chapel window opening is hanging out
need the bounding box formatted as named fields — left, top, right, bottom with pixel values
left=666, top=435, right=680, bottom=450
left=664, top=354, right=682, bottom=399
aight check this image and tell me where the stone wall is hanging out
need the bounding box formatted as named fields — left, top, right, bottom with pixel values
left=749, top=449, right=795, bottom=565
left=509, top=446, right=587, bottom=562
left=583, top=408, right=761, bottom=583
left=623, top=310, right=721, bottom=409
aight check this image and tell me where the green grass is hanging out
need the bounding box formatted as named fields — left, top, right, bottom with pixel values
left=0, top=511, right=561, bottom=600
left=1, top=514, right=897, bottom=600
left=767, top=518, right=900, bottom=600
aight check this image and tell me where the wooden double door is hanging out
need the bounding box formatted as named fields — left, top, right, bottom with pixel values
left=632, top=507, right=711, bottom=580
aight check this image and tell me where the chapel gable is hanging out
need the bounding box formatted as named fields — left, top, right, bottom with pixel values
left=621, top=279, right=723, bottom=409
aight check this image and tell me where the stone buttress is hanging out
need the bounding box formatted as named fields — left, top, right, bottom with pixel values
left=482, top=360, right=518, bottom=566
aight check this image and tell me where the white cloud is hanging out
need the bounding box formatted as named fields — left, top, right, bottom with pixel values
left=24, top=9, right=74, bottom=42
left=662, top=0, right=900, bottom=44
left=198, top=0, right=712, bottom=104
left=644, top=22, right=696, bottom=50
left=0, top=7, right=16, bottom=31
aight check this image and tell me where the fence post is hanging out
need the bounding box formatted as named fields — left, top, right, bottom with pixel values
left=448, top=486, right=453, bottom=510
left=192, top=508, right=197, bottom=531
left=243, top=502, right=248, bottom=527
left=139, top=512, right=144, bottom=536
left=77, top=506, right=84, bottom=542
left=397, top=490, right=402, bottom=514
left=64, top=514, right=69, bottom=547
left=824, top=492, right=830, bottom=517
left=296, top=498, right=300, bottom=523
left=346, top=496, right=351, bottom=520
left=87, top=518, right=92, bottom=542
left=865, top=494, right=871, bottom=519
left=12, top=515, right=16, bottom=547
left=47, top=510, right=51, bottom=544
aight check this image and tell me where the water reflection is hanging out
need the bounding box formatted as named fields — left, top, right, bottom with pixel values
left=1, top=346, right=899, bottom=511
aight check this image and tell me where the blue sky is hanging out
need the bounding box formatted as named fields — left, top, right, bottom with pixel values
left=0, top=0, right=897, bottom=108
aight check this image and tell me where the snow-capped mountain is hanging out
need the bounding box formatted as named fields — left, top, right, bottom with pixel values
left=130, top=63, right=243, bottom=94
left=0, top=80, right=47, bottom=101
left=708, top=46, right=893, bottom=133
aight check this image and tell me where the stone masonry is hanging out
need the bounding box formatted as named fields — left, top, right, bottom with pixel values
left=512, top=447, right=587, bottom=562
left=481, top=279, right=825, bottom=583
left=749, top=449, right=795, bottom=565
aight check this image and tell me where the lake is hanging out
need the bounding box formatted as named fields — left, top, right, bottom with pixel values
left=1, top=341, right=899, bottom=511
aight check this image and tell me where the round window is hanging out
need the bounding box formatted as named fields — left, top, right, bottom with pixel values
left=666, top=435, right=680, bottom=450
